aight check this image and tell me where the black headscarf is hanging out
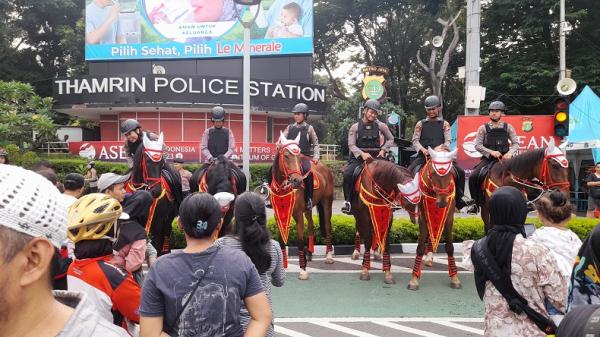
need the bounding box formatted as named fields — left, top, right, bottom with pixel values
left=473, top=186, right=528, bottom=298
left=568, top=224, right=600, bottom=308
left=114, top=191, right=151, bottom=251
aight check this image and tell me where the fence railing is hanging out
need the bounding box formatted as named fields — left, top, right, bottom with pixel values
left=40, top=142, right=69, bottom=155
left=321, top=144, right=340, bottom=161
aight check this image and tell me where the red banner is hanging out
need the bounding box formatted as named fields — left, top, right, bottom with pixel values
left=456, top=115, right=561, bottom=173
left=69, top=141, right=277, bottom=163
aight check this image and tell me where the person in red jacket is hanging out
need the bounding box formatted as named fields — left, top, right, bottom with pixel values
left=67, top=193, right=142, bottom=334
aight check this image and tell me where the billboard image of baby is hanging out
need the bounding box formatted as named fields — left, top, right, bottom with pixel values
left=84, top=0, right=313, bottom=60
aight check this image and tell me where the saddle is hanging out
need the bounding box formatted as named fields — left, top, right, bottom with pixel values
left=352, top=163, right=366, bottom=192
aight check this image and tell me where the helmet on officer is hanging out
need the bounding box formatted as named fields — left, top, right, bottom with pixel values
left=488, top=101, right=506, bottom=111
left=211, top=106, right=226, bottom=121
left=424, top=95, right=441, bottom=109
left=363, top=99, right=381, bottom=113
left=292, top=103, right=309, bottom=117
left=120, top=119, right=141, bottom=135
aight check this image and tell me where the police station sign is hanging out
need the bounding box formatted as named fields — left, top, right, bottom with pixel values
left=53, top=75, right=326, bottom=112
left=69, top=141, right=277, bottom=163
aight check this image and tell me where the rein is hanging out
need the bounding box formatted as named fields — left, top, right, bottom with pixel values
left=420, top=160, right=455, bottom=197
left=506, top=153, right=570, bottom=192
left=361, top=162, right=400, bottom=208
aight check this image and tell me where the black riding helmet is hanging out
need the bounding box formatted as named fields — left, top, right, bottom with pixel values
left=292, top=103, right=309, bottom=117
left=120, top=119, right=141, bottom=135
left=211, top=106, right=226, bottom=121
left=424, top=95, right=441, bottom=109
left=488, top=101, right=506, bottom=111
left=363, top=99, right=381, bottom=113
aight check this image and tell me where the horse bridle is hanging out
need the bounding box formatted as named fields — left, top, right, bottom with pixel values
left=422, top=159, right=455, bottom=197
left=507, top=153, right=570, bottom=192
left=362, top=161, right=400, bottom=208
left=272, top=143, right=306, bottom=193
left=139, top=148, right=165, bottom=190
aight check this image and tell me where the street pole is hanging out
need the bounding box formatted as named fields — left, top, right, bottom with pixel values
left=242, top=25, right=251, bottom=190
left=465, top=0, right=481, bottom=116
left=559, top=0, right=566, bottom=80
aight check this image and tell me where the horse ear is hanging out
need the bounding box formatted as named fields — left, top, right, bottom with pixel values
left=158, top=132, right=164, bottom=145
left=427, top=147, right=435, bottom=157
left=294, top=132, right=301, bottom=144
left=548, top=137, right=556, bottom=152
left=412, top=172, right=419, bottom=184
left=449, top=149, right=458, bottom=159
left=278, top=131, right=286, bottom=144
left=143, top=132, right=150, bottom=149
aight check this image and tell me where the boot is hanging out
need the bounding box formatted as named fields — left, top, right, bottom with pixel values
left=341, top=201, right=351, bottom=214
left=305, top=198, right=313, bottom=211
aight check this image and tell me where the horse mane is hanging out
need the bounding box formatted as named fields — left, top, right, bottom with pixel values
left=131, top=144, right=145, bottom=183
left=207, top=155, right=233, bottom=193
left=370, top=160, right=411, bottom=187
left=498, top=148, right=546, bottom=174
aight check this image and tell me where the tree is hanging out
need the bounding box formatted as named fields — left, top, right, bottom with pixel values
left=0, top=81, right=58, bottom=149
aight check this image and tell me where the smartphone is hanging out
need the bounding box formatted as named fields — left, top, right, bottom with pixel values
left=524, top=223, right=536, bottom=237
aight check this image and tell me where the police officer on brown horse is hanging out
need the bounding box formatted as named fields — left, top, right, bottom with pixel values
left=265, top=103, right=320, bottom=210
left=407, top=95, right=471, bottom=210
left=341, top=99, right=395, bottom=214
left=120, top=118, right=161, bottom=168
left=468, top=101, right=520, bottom=211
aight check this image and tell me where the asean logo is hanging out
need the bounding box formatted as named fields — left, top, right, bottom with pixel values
left=462, top=132, right=483, bottom=158
left=78, top=143, right=96, bottom=159
left=522, top=119, right=533, bottom=133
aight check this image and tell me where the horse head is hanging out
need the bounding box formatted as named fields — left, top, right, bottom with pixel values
left=426, top=147, right=457, bottom=208
left=276, top=131, right=304, bottom=188
left=206, top=155, right=234, bottom=194
left=542, top=138, right=570, bottom=192
left=397, top=172, right=421, bottom=204
left=138, top=132, right=165, bottom=195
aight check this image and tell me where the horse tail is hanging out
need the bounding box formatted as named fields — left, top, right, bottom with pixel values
left=317, top=201, right=326, bottom=238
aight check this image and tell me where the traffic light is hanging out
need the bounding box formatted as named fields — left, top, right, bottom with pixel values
left=553, top=97, right=569, bottom=138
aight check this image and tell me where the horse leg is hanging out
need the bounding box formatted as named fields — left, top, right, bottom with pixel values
left=357, top=213, right=372, bottom=281
left=445, top=217, right=461, bottom=289
left=305, top=208, right=314, bottom=262
left=295, top=211, right=309, bottom=280
left=372, top=244, right=381, bottom=261
left=408, top=219, right=427, bottom=290
left=351, top=231, right=361, bottom=260
left=318, top=197, right=334, bottom=265
left=424, top=239, right=434, bottom=267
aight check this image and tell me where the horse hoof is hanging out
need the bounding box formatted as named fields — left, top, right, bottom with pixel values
left=325, top=252, right=334, bottom=264
left=384, top=276, right=395, bottom=285
left=351, top=250, right=360, bottom=260
left=298, top=270, right=309, bottom=280
left=306, top=253, right=312, bottom=262
left=359, top=272, right=370, bottom=281
left=407, top=283, right=419, bottom=291
left=424, top=252, right=433, bottom=267
left=450, top=282, right=462, bottom=289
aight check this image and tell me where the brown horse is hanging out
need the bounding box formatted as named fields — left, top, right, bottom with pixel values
left=269, top=133, right=335, bottom=280
left=351, top=160, right=413, bottom=284
left=480, top=140, right=570, bottom=232
left=404, top=148, right=461, bottom=290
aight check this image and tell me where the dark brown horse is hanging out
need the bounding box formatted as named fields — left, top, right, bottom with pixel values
left=405, top=148, right=461, bottom=290
left=126, top=133, right=182, bottom=255
left=479, top=140, right=570, bottom=232
left=189, top=155, right=246, bottom=236
left=351, top=160, right=413, bottom=284
left=269, top=133, right=335, bottom=280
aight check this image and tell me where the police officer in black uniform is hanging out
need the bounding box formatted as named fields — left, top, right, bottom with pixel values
left=341, top=99, right=395, bottom=214
left=407, top=95, right=471, bottom=209
left=199, top=106, right=236, bottom=173
left=265, top=103, right=320, bottom=210
left=469, top=101, right=520, bottom=209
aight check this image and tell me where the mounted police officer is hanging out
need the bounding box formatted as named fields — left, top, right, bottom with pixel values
left=407, top=95, right=471, bottom=210
left=341, top=99, right=395, bottom=214
left=199, top=105, right=236, bottom=168
left=265, top=103, right=320, bottom=210
left=120, top=119, right=160, bottom=168
left=468, top=101, right=520, bottom=210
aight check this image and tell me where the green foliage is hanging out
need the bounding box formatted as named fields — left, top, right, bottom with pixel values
left=169, top=214, right=600, bottom=250
left=20, top=151, right=40, bottom=169
left=4, top=144, right=21, bottom=165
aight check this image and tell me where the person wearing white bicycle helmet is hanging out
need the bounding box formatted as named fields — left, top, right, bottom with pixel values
left=66, top=193, right=141, bottom=335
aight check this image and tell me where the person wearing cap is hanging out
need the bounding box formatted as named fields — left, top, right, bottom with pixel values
left=97, top=172, right=130, bottom=203
left=66, top=193, right=142, bottom=334
left=120, top=118, right=161, bottom=168
left=341, top=99, right=395, bottom=214
left=62, top=173, right=86, bottom=208
left=0, top=165, right=129, bottom=337
left=200, top=105, right=236, bottom=164
left=0, top=147, right=8, bottom=164
left=173, top=158, right=192, bottom=198
left=264, top=103, right=320, bottom=209
left=469, top=100, right=520, bottom=212
left=408, top=95, right=471, bottom=210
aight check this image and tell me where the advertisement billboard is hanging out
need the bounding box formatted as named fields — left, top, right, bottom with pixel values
left=69, top=141, right=278, bottom=163
left=455, top=115, right=561, bottom=173
left=85, top=0, right=313, bottom=60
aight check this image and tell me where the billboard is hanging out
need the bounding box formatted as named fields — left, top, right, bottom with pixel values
left=85, top=0, right=313, bottom=60
left=70, top=141, right=278, bottom=163
left=454, top=115, right=561, bottom=173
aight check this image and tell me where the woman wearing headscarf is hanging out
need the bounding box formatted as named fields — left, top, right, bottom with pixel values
left=462, top=186, right=567, bottom=337
left=568, top=224, right=600, bottom=309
